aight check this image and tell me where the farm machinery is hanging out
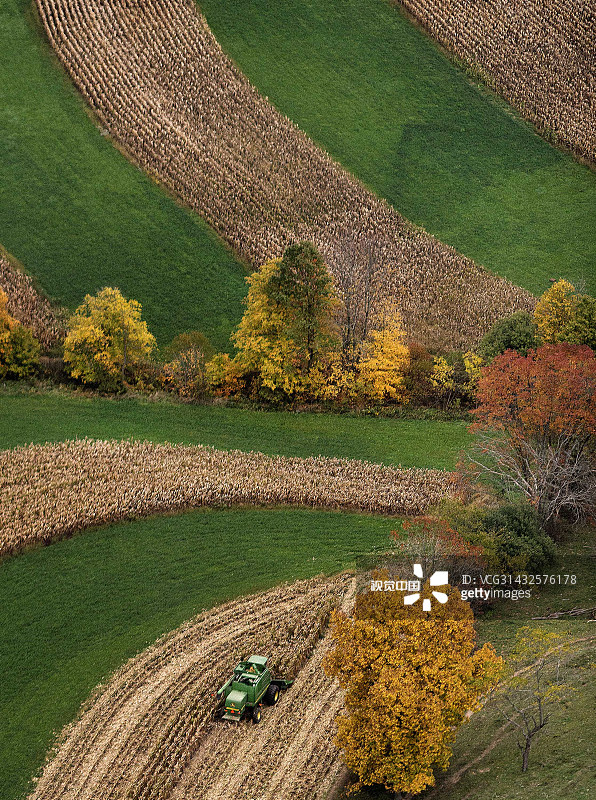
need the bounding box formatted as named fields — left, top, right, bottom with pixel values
left=216, top=655, right=293, bottom=723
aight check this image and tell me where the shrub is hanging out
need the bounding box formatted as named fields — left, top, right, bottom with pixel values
left=403, top=342, right=435, bottom=405
left=391, top=515, right=485, bottom=584
left=483, top=503, right=556, bottom=573
left=479, top=310, right=538, bottom=360
left=439, top=499, right=556, bottom=575
left=161, top=330, right=215, bottom=362
left=3, top=324, right=41, bottom=378
left=162, top=348, right=208, bottom=399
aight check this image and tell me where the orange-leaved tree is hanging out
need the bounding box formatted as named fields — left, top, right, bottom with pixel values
left=324, top=574, right=502, bottom=797
left=471, top=344, right=596, bottom=530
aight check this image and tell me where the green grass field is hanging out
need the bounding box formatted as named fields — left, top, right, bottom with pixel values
left=0, top=390, right=470, bottom=469
left=200, top=0, right=596, bottom=296
left=0, top=507, right=393, bottom=800
left=0, top=0, right=248, bottom=349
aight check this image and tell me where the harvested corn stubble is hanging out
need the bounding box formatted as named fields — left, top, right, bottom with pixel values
left=0, top=253, right=64, bottom=348
left=28, top=573, right=356, bottom=800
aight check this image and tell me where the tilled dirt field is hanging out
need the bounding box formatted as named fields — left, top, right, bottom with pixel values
left=29, top=574, right=355, bottom=800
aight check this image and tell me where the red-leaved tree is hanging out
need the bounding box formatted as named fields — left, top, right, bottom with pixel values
left=470, top=344, right=596, bottom=531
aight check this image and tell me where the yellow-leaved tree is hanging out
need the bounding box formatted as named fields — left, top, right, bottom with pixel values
left=210, top=242, right=339, bottom=400
left=357, top=313, right=410, bottom=402
left=231, top=258, right=308, bottom=397
left=0, top=288, right=40, bottom=379
left=64, top=287, right=156, bottom=390
left=324, top=573, right=503, bottom=797
left=534, top=279, right=576, bottom=343
left=534, top=279, right=596, bottom=348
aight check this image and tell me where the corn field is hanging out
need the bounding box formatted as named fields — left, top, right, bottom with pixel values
left=35, top=0, right=534, bottom=351
left=28, top=573, right=355, bottom=800
left=1, top=439, right=454, bottom=559
left=0, top=254, right=64, bottom=349
left=399, top=0, right=595, bottom=163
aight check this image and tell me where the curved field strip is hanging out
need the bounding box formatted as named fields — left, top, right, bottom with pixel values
left=1, top=0, right=247, bottom=348
left=0, top=251, right=64, bottom=348
left=0, top=438, right=453, bottom=558
left=36, top=0, right=533, bottom=350
left=0, top=508, right=391, bottom=800
left=200, top=0, right=596, bottom=297
left=28, top=574, right=354, bottom=800
left=398, top=0, right=595, bottom=164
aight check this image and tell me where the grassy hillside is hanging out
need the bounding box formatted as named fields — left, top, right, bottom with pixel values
left=347, top=524, right=596, bottom=799
left=0, top=507, right=392, bottom=800
left=0, top=390, right=469, bottom=469
left=0, top=1, right=248, bottom=348
left=200, top=0, right=596, bottom=296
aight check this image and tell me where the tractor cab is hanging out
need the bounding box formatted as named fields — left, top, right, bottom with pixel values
left=216, top=655, right=293, bottom=723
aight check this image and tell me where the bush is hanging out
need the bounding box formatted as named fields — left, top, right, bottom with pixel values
left=439, top=499, right=556, bottom=574
left=162, top=348, right=208, bottom=399
left=403, top=342, right=435, bottom=405
left=483, top=503, right=556, bottom=573
left=1, top=323, right=40, bottom=379
left=479, top=310, right=537, bottom=360
left=161, top=330, right=215, bottom=362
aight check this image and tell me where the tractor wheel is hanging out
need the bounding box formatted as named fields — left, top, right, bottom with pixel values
left=252, top=706, right=262, bottom=724
left=265, top=685, right=280, bottom=705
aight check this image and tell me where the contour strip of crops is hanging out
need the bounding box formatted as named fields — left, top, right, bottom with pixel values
left=0, top=254, right=64, bottom=348
left=0, top=438, right=454, bottom=558
left=35, top=0, right=534, bottom=351
left=397, top=0, right=595, bottom=163
left=28, top=574, right=355, bottom=800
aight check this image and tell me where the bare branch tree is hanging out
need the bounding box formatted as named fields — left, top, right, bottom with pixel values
left=470, top=429, right=596, bottom=530
left=490, top=629, right=573, bottom=773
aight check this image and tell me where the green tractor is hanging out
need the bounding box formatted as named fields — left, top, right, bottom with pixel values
left=216, top=655, right=293, bottom=723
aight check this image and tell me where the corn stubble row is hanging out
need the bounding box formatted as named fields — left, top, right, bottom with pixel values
left=1, top=439, right=454, bottom=559
left=36, top=0, right=533, bottom=351
left=0, top=254, right=64, bottom=348
left=399, top=0, right=595, bottom=163
left=29, top=574, right=354, bottom=800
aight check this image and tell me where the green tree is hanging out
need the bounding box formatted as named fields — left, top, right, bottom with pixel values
left=64, top=287, right=156, bottom=390
left=264, top=241, right=337, bottom=370
left=479, top=310, right=537, bottom=360
left=562, top=293, right=596, bottom=349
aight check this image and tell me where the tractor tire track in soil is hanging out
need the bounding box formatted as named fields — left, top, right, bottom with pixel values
left=28, top=574, right=355, bottom=800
